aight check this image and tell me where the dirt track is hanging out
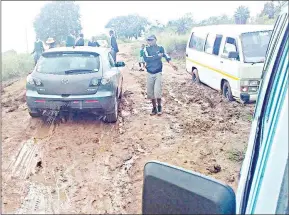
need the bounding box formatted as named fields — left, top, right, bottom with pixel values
left=1, top=43, right=254, bottom=214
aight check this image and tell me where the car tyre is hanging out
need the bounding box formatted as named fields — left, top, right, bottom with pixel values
left=192, top=68, right=200, bottom=84
left=222, top=81, right=234, bottom=101
left=104, top=96, right=118, bottom=123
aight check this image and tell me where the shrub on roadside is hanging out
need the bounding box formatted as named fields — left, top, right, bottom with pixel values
left=157, top=32, right=189, bottom=59
left=2, top=50, right=34, bottom=81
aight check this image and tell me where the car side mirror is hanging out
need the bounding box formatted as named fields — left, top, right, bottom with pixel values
left=228, top=51, right=239, bottom=60
left=143, top=161, right=236, bottom=214
left=115, top=61, right=125, bottom=67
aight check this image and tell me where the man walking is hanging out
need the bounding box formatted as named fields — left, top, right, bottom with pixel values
left=143, top=35, right=178, bottom=116
left=109, top=30, right=119, bottom=62
left=31, top=37, right=44, bottom=66
left=66, top=30, right=76, bottom=47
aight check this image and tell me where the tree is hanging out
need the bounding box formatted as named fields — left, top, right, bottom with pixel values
left=167, top=13, right=195, bottom=34
left=261, top=2, right=275, bottom=19
left=33, top=1, right=82, bottom=43
left=105, top=14, right=149, bottom=39
left=198, top=14, right=234, bottom=26
left=234, top=5, right=250, bottom=24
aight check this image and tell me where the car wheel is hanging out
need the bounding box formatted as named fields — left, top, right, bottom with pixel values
left=222, top=81, right=234, bottom=101
left=192, top=68, right=200, bottom=84
left=29, top=111, right=41, bottom=118
left=104, top=96, right=118, bottom=123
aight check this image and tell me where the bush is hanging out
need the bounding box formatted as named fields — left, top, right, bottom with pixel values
left=2, top=50, right=34, bottom=81
left=157, top=32, right=189, bottom=59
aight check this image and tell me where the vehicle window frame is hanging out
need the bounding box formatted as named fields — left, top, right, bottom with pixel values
left=204, top=33, right=223, bottom=56
left=221, top=36, right=240, bottom=61
left=188, top=31, right=206, bottom=52
left=239, top=21, right=288, bottom=214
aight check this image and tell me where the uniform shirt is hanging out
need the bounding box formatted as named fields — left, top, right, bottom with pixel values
left=88, top=41, right=100, bottom=47
left=66, top=34, right=75, bottom=47
left=33, top=41, right=44, bottom=53
left=143, top=45, right=171, bottom=74
left=110, top=35, right=119, bottom=52
left=75, top=38, right=84, bottom=46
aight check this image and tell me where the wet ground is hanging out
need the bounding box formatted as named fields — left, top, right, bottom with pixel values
left=1, top=43, right=254, bottom=214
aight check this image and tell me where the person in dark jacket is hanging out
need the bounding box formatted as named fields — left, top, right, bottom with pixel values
left=66, top=30, right=76, bottom=47
left=31, top=37, right=44, bottom=66
left=143, top=35, right=178, bottom=116
left=88, top=36, right=100, bottom=47
left=75, top=33, right=85, bottom=46
left=109, top=30, right=119, bottom=62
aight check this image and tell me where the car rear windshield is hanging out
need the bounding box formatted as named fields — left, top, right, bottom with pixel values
left=36, top=52, right=100, bottom=75
left=240, top=30, right=272, bottom=63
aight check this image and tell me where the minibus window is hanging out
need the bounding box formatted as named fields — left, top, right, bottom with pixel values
left=241, top=30, right=273, bottom=63
left=204, top=34, right=223, bottom=55
left=222, top=37, right=239, bottom=60
left=189, top=32, right=206, bottom=52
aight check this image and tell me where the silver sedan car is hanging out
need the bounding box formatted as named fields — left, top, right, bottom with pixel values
left=26, top=46, right=125, bottom=123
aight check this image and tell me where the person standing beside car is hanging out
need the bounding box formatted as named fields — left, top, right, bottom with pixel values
left=109, top=30, right=119, bottom=62
left=66, top=30, right=76, bottom=47
left=143, top=35, right=178, bottom=116
left=31, top=37, right=44, bottom=66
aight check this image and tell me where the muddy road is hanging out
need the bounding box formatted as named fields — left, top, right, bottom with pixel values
left=1, top=43, right=254, bottom=214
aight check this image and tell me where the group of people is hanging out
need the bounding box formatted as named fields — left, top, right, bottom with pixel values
left=31, top=29, right=119, bottom=65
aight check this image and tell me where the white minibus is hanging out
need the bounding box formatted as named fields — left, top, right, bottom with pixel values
left=185, top=24, right=273, bottom=103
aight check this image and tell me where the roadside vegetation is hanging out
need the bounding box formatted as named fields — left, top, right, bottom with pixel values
left=2, top=50, right=34, bottom=81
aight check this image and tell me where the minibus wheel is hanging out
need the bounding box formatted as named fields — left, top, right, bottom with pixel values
left=222, top=81, right=234, bottom=101
left=192, top=68, right=200, bottom=83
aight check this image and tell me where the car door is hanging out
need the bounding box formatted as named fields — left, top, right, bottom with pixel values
left=203, top=33, right=224, bottom=90
left=219, top=36, right=241, bottom=94
left=236, top=11, right=288, bottom=214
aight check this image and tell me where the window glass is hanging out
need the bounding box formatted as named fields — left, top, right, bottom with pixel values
left=36, top=53, right=100, bottom=75
left=188, top=32, right=206, bottom=52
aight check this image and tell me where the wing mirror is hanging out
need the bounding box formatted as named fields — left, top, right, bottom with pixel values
left=142, top=161, right=236, bottom=214
left=115, top=61, right=125, bottom=67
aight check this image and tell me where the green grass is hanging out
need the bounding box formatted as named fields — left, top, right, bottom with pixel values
left=2, top=50, right=34, bottom=81
left=227, top=149, right=245, bottom=163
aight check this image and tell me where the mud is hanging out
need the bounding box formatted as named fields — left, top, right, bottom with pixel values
left=2, top=43, right=254, bottom=214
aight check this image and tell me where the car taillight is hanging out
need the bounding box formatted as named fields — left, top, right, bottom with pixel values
left=34, top=78, right=42, bottom=86
left=90, top=78, right=99, bottom=86
left=27, top=75, right=35, bottom=85
left=101, top=77, right=111, bottom=85
left=241, top=86, right=248, bottom=92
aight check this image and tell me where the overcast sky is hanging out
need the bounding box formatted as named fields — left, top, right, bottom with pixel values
left=1, top=1, right=267, bottom=53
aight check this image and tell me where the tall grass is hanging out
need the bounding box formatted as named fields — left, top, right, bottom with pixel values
left=2, top=50, right=34, bottom=81
left=157, top=32, right=189, bottom=59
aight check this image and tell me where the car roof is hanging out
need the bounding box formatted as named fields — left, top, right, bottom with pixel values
left=191, top=24, right=274, bottom=36
left=44, top=46, right=110, bottom=55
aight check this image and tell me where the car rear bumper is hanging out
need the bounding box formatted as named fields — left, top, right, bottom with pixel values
left=240, top=92, right=258, bottom=102
left=26, top=90, right=116, bottom=114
